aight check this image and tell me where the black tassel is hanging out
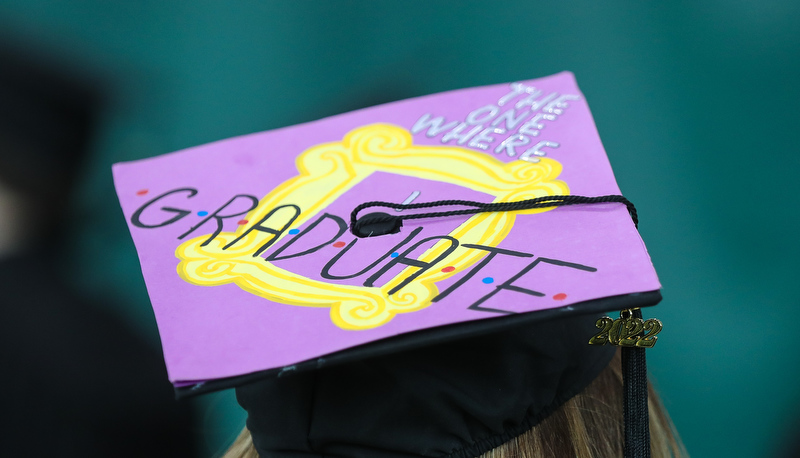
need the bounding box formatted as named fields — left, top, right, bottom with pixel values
left=622, top=308, right=650, bottom=458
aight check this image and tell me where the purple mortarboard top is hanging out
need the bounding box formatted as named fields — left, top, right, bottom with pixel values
left=113, top=72, right=660, bottom=395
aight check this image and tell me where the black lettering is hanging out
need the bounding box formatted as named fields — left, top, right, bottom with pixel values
left=432, top=243, right=533, bottom=303
left=131, top=188, right=197, bottom=228
left=223, top=204, right=301, bottom=256
left=320, top=227, right=423, bottom=280
left=468, top=257, right=597, bottom=314
left=364, top=235, right=459, bottom=295
left=177, top=194, right=260, bottom=245
left=266, top=213, right=348, bottom=261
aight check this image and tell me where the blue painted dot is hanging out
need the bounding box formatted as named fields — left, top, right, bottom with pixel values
left=197, top=211, right=208, bottom=217
left=288, top=229, right=300, bottom=234
left=390, top=252, right=400, bottom=258
left=482, top=277, right=494, bottom=284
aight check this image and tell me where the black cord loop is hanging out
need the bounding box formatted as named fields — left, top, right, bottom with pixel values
left=349, top=194, right=638, bottom=238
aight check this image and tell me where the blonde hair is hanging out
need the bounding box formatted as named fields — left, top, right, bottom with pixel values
left=224, top=350, right=685, bottom=458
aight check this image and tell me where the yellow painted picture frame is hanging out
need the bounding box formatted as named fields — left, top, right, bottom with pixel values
left=176, top=124, right=569, bottom=330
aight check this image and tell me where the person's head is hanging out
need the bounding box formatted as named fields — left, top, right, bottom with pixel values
left=223, top=317, right=685, bottom=458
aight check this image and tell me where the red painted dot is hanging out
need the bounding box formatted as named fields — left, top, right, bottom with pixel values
left=332, top=241, right=346, bottom=248
left=136, top=189, right=149, bottom=196
left=553, top=293, right=568, bottom=300
left=441, top=266, right=455, bottom=273
left=237, top=219, right=249, bottom=225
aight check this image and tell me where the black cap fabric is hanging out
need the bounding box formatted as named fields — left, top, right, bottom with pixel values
left=236, top=312, right=615, bottom=458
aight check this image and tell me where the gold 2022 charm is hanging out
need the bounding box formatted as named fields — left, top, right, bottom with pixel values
left=588, top=310, right=662, bottom=348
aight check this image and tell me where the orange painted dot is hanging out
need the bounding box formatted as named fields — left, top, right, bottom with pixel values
left=136, top=189, right=149, bottom=196
left=441, top=266, right=455, bottom=273
left=237, top=219, right=249, bottom=225
left=332, top=241, right=346, bottom=248
left=553, top=293, right=567, bottom=300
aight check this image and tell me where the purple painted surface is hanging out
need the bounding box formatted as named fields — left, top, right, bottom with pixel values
left=113, top=72, right=660, bottom=383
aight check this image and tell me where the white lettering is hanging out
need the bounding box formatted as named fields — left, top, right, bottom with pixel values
left=468, top=128, right=506, bottom=150
left=498, top=83, right=540, bottom=106
left=441, top=123, right=483, bottom=145
left=515, top=92, right=558, bottom=111
left=518, top=113, right=556, bottom=137
left=491, top=107, right=531, bottom=131
left=466, top=105, right=499, bottom=125
left=494, top=135, right=530, bottom=157
left=411, top=114, right=459, bottom=137
left=543, top=94, right=580, bottom=115
left=519, top=141, right=560, bottom=161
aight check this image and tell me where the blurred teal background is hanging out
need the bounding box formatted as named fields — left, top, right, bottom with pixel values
left=1, top=1, right=798, bottom=457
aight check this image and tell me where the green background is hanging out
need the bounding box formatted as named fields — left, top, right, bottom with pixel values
left=2, top=1, right=799, bottom=456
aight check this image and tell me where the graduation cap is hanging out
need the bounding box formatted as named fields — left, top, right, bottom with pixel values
left=114, top=72, right=664, bottom=457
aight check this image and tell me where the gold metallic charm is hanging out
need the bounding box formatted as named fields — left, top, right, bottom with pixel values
left=588, top=309, right=662, bottom=348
